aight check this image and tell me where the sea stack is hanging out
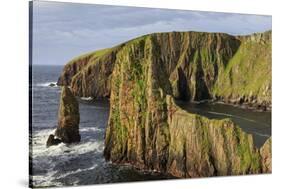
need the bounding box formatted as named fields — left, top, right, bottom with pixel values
left=46, top=86, right=81, bottom=147
left=55, top=86, right=81, bottom=143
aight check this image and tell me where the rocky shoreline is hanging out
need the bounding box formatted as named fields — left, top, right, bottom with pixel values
left=56, top=30, right=272, bottom=178
left=213, top=96, right=271, bottom=112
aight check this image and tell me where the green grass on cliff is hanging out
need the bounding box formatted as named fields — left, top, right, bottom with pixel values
left=213, top=37, right=271, bottom=99
left=235, top=127, right=261, bottom=174
left=122, top=37, right=149, bottom=128
left=65, top=46, right=119, bottom=71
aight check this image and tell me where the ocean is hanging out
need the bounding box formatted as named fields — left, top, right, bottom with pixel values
left=30, top=65, right=172, bottom=187
left=30, top=65, right=271, bottom=187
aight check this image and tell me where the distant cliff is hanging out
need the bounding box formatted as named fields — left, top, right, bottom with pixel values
left=57, top=46, right=123, bottom=98
left=58, top=31, right=271, bottom=110
left=57, top=31, right=272, bottom=177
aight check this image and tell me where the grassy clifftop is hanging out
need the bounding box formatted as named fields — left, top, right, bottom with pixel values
left=213, top=31, right=271, bottom=109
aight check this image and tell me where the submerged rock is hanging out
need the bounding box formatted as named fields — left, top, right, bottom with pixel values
left=46, top=134, right=61, bottom=147
left=55, top=86, right=81, bottom=143
left=48, top=83, right=56, bottom=87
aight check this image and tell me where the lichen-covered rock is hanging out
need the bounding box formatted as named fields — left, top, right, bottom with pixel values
left=260, top=137, right=272, bottom=173
left=55, top=86, right=80, bottom=143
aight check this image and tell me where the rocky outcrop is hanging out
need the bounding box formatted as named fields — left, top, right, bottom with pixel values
left=260, top=137, right=272, bottom=173
left=57, top=52, right=94, bottom=86
left=55, top=86, right=80, bottom=143
left=58, top=31, right=271, bottom=176
left=46, top=134, right=61, bottom=147
left=57, top=46, right=123, bottom=98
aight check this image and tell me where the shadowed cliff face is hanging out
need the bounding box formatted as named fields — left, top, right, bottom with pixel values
left=57, top=31, right=272, bottom=177
left=151, top=32, right=241, bottom=102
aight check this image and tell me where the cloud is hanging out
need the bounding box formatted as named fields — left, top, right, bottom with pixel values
left=32, top=1, right=272, bottom=65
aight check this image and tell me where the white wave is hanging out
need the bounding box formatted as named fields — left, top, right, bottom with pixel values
left=56, top=164, right=98, bottom=180
left=254, top=132, right=271, bottom=138
left=207, top=111, right=234, bottom=117
left=32, top=128, right=103, bottom=159
left=80, top=127, right=102, bottom=132
left=80, top=96, right=93, bottom=101
left=207, top=111, right=257, bottom=122
left=31, top=127, right=104, bottom=187
left=31, top=170, right=63, bottom=187
left=34, top=82, right=59, bottom=87
left=31, top=164, right=98, bottom=187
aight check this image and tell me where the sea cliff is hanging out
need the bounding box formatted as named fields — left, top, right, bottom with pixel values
left=57, top=31, right=272, bottom=177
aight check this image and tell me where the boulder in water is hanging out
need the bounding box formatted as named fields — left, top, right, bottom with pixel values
left=48, top=83, right=56, bottom=87
left=46, top=134, right=61, bottom=147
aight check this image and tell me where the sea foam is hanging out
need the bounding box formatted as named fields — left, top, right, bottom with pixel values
left=34, top=82, right=58, bottom=87
left=80, top=97, right=93, bottom=101
left=31, top=126, right=103, bottom=187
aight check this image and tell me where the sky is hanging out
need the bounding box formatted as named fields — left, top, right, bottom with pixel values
left=32, top=1, right=272, bottom=65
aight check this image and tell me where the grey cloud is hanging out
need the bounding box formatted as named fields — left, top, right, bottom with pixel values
left=32, top=1, right=271, bottom=65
